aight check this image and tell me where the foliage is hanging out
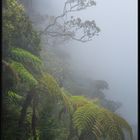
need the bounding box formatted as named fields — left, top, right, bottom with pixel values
left=7, top=90, right=23, bottom=104
left=73, top=103, right=132, bottom=140
left=60, top=88, right=74, bottom=114
left=11, top=47, right=42, bottom=66
left=41, top=49, right=66, bottom=85
left=38, top=91, right=70, bottom=140
left=39, top=73, right=62, bottom=98
left=2, top=0, right=42, bottom=139
left=3, top=0, right=41, bottom=58
left=10, top=61, right=38, bottom=87
left=70, top=96, right=92, bottom=109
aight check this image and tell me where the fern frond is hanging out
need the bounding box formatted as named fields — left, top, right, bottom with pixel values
left=7, top=91, right=23, bottom=104
left=60, top=88, right=73, bottom=114
left=73, top=103, right=99, bottom=135
left=39, top=73, right=62, bottom=98
left=11, top=47, right=43, bottom=68
left=39, top=75, right=74, bottom=114
left=4, top=90, right=23, bottom=106
left=8, top=91, right=22, bottom=100
left=70, top=96, right=92, bottom=109
left=95, top=108, right=123, bottom=140
left=10, top=61, right=38, bottom=86
left=73, top=103, right=133, bottom=140
left=112, top=113, right=133, bottom=140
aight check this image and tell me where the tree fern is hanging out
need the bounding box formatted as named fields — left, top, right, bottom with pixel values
left=111, top=113, right=133, bottom=139
left=38, top=75, right=75, bottom=115
left=60, top=88, right=74, bottom=114
left=73, top=103, right=133, bottom=140
left=70, top=96, right=94, bottom=109
left=39, top=73, right=62, bottom=98
left=73, top=103, right=99, bottom=135
left=10, top=61, right=38, bottom=87
left=11, top=47, right=43, bottom=69
left=93, top=108, right=123, bottom=140
left=7, top=90, right=23, bottom=105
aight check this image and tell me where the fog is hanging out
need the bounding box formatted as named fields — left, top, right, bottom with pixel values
left=31, top=0, right=137, bottom=126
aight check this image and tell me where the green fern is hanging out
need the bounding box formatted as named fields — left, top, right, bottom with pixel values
left=70, top=96, right=93, bottom=109
left=3, top=90, right=23, bottom=107
left=7, top=90, right=23, bottom=104
left=10, top=61, right=38, bottom=86
left=60, top=88, right=74, bottom=114
left=11, top=47, right=43, bottom=67
left=39, top=73, right=62, bottom=98
left=111, top=113, right=133, bottom=139
left=73, top=103, right=99, bottom=135
left=73, top=103, right=133, bottom=140
left=93, top=108, right=123, bottom=140
left=39, top=75, right=74, bottom=114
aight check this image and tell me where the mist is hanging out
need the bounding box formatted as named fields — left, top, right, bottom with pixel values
left=31, top=0, right=137, bottom=125
left=30, top=0, right=138, bottom=136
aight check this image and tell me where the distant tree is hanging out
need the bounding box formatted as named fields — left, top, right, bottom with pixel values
left=101, top=98, right=122, bottom=112
left=90, top=80, right=122, bottom=112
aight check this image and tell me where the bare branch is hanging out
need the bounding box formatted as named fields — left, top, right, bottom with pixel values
left=40, top=0, right=99, bottom=43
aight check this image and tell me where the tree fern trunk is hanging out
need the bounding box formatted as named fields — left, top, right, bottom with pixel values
left=32, top=96, right=37, bottom=140
left=78, top=132, right=86, bottom=140
left=67, top=116, right=79, bottom=140
left=17, top=90, right=34, bottom=140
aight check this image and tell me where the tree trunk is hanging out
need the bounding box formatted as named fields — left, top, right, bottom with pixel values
left=32, top=96, right=37, bottom=140
left=67, top=116, right=79, bottom=140
left=79, top=134, right=85, bottom=140
left=16, top=90, right=34, bottom=140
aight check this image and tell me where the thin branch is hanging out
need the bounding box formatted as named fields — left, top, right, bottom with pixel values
left=38, top=0, right=99, bottom=44
left=40, top=0, right=96, bottom=36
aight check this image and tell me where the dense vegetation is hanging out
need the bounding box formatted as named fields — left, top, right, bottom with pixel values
left=2, top=0, right=133, bottom=140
